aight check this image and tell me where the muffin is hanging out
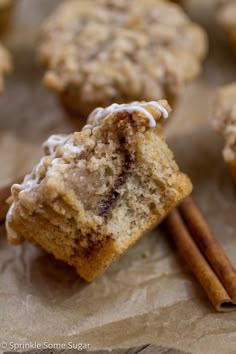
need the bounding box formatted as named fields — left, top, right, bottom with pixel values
left=0, top=0, right=14, bottom=34
left=217, top=0, right=236, bottom=55
left=6, top=100, right=192, bottom=281
left=39, top=0, right=208, bottom=117
left=212, top=83, right=236, bottom=183
left=0, top=42, right=11, bottom=92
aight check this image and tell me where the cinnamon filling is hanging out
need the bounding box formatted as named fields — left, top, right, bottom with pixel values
left=98, top=131, right=135, bottom=217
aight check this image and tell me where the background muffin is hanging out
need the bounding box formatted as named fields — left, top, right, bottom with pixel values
left=0, top=0, right=14, bottom=34
left=39, top=0, right=208, bottom=117
left=217, top=0, right=236, bottom=56
left=212, top=83, right=236, bottom=183
left=0, top=42, right=11, bottom=92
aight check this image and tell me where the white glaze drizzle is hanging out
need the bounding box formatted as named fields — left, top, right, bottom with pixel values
left=5, top=203, right=20, bottom=243
left=82, top=124, right=93, bottom=131
left=89, top=101, right=169, bottom=128
left=147, top=101, right=169, bottom=119
left=43, top=134, right=70, bottom=155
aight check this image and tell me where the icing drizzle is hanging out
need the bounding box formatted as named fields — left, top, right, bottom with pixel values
left=43, top=134, right=70, bottom=155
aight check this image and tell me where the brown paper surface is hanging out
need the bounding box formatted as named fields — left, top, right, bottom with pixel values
left=1, top=1, right=236, bottom=353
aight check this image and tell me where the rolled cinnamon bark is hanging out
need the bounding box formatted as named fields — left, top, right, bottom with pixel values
left=179, top=196, right=236, bottom=303
left=164, top=208, right=236, bottom=312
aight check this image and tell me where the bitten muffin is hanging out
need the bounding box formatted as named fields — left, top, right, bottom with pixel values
left=217, top=0, right=236, bottom=55
left=39, top=0, right=208, bottom=117
left=0, top=42, right=11, bottom=92
left=0, top=0, right=14, bottom=34
left=212, top=83, right=236, bottom=183
left=6, top=100, right=192, bottom=281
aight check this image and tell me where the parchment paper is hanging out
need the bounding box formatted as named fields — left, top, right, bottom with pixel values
left=0, top=1, right=236, bottom=353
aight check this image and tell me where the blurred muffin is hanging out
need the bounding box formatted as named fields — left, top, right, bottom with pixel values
left=39, top=0, right=208, bottom=117
left=217, top=0, right=236, bottom=55
left=0, top=42, right=11, bottom=92
left=212, top=83, right=236, bottom=183
left=0, top=0, right=14, bottom=34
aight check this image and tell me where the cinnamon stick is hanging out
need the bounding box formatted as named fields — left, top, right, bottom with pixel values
left=0, top=177, right=23, bottom=223
left=164, top=208, right=236, bottom=312
left=179, top=196, right=236, bottom=303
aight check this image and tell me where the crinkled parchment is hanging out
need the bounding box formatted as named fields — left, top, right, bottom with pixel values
left=0, top=1, right=236, bottom=354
